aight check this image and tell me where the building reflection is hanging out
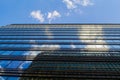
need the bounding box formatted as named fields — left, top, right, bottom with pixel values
left=79, top=25, right=109, bottom=51
left=20, top=25, right=120, bottom=80
left=0, top=24, right=120, bottom=80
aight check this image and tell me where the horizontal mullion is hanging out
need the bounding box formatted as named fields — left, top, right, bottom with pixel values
left=0, top=29, right=120, bottom=31
left=0, top=55, right=120, bottom=62
left=0, top=35, right=120, bottom=37
left=0, top=51, right=119, bottom=54
left=0, top=31, right=120, bottom=32
left=1, top=67, right=120, bottom=73
left=0, top=33, right=120, bottom=37
left=0, top=42, right=120, bottom=45
left=0, top=48, right=119, bottom=51
left=1, top=73, right=120, bottom=79
left=31, top=66, right=120, bottom=69
left=0, top=69, right=120, bottom=78
left=0, top=55, right=35, bottom=61
left=1, top=68, right=120, bottom=72
left=0, top=38, right=120, bottom=40
left=40, top=51, right=120, bottom=54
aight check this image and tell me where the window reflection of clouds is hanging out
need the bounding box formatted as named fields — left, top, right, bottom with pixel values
left=0, top=25, right=120, bottom=79
left=19, top=61, right=32, bottom=69
left=79, top=25, right=109, bottom=51
left=45, top=26, right=54, bottom=39
left=0, top=76, right=6, bottom=80
left=24, top=26, right=61, bottom=70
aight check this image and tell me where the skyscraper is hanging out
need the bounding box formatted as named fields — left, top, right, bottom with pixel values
left=0, top=24, right=120, bottom=80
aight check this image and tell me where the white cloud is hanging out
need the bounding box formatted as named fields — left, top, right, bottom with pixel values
left=66, top=12, right=70, bottom=16
left=63, top=0, right=76, bottom=9
left=30, top=0, right=94, bottom=23
left=74, top=9, right=83, bottom=14
left=30, top=10, right=44, bottom=23
left=63, top=0, right=94, bottom=16
left=63, top=0, right=94, bottom=9
left=78, top=0, right=94, bottom=7
left=47, top=10, right=61, bottom=23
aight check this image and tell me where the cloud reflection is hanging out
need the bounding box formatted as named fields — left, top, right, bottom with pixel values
left=79, top=25, right=109, bottom=51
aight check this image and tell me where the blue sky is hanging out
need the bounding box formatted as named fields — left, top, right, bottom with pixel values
left=0, top=0, right=120, bottom=26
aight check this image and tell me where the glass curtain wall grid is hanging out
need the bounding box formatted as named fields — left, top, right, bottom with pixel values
left=0, top=24, right=120, bottom=80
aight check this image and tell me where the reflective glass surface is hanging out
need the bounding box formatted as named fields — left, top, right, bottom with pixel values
left=0, top=24, right=120, bottom=80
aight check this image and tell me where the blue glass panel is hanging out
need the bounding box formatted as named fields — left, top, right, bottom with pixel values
left=0, top=61, right=11, bottom=68
left=12, top=44, right=21, bottom=48
left=11, top=51, right=24, bottom=55
left=7, top=44, right=14, bottom=47
left=29, top=51, right=41, bottom=56
left=0, top=44, right=8, bottom=47
left=0, top=51, right=5, bottom=54
left=2, top=51, right=13, bottom=55
left=22, top=51, right=31, bottom=55
left=19, top=61, right=32, bottom=69
left=23, top=44, right=31, bottom=48
left=107, top=45, right=113, bottom=49
left=6, top=61, right=22, bottom=68
left=0, top=36, right=80, bottom=38
left=105, top=40, right=113, bottom=43
left=113, top=45, right=120, bottom=49
left=7, top=77, right=19, bottom=80
left=113, top=40, right=120, bottom=42
left=0, top=76, right=7, bottom=80
left=61, top=45, right=71, bottom=48
left=75, top=45, right=86, bottom=48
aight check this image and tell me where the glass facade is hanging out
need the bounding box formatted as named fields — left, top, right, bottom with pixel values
left=0, top=24, right=120, bottom=80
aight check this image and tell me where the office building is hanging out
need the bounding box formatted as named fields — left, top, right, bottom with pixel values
left=0, top=24, right=120, bottom=80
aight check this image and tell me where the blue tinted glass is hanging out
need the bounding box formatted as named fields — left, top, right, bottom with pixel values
left=0, top=76, right=7, bottom=80
left=2, top=51, right=13, bottom=55
left=7, top=77, right=19, bottom=80
left=76, top=45, right=86, bottom=48
left=19, top=61, right=32, bottom=69
left=12, top=44, right=21, bottom=47
left=0, top=61, right=11, bottom=68
left=113, top=45, right=120, bottom=49
left=105, top=40, right=113, bottom=43
left=7, top=44, right=14, bottom=47
left=22, top=51, right=31, bottom=55
left=11, top=51, right=24, bottom=55
left=113, top=40, right=120, bottom=42
left=23, top=44, right=31, bottom=48
left=107, top=45, right=112, bottom=49
left=30, top=51, right=41, bottom=56
left=0, top=36, right=81, bottom=38
left=0, top=44, right=8, bottom=47
left=6, top=61, right=22, bottom=68
left=0, top=51, right=5, bottom=54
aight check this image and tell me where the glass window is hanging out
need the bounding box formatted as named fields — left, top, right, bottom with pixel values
left=0, top=51, right=5, bottom=54
left=30, top=51, right=42, bottom=56
left=7, top=77, right=20, bottom=80
left=19, top=61, right=32, bottom=69
left=6, top=61, right=23, bottom=68
left=2, top=51, right=13, bottom=55
left=113, top=45, right=120, bottom=49
left=96, top=45, right=104, bottom=48
left=0, top=44, right=8, bottom=47
left=0, top=61, right=11, bottom=68
left=0, top=76, right=7, bottom=80
left=22, top=51, right=31, bottom=55
left=11, top=51, right=24, bottom=55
